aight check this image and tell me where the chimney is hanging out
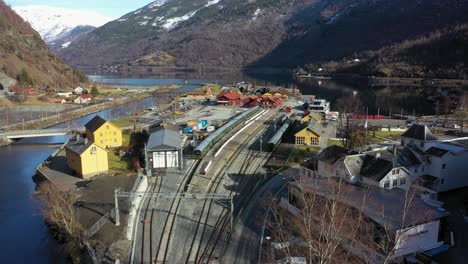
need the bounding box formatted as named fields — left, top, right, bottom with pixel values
left=393, top=144, right=397, bottom=156
left=376, top=153, right=381, bottom=159
left=84, top=138, right=88, bottom=145
left=75, top=134, right=80, bottom=142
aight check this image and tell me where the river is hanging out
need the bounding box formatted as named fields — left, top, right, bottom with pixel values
left=0, top=96, right=155, bottom=263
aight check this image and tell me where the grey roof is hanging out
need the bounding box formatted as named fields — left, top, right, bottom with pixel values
left=445, top=138, right=468, bottom=149
left=426, top=147, right=449, bottom=157
left=360, top=155, right=395, bottom=182
left=292, top=176, right=447, bottom=230
left=307, top=118, right=322, bottom=134
left=65, top=138, right=94, bottom=155
left=366, top=146, right=422, bottom=167
left=147, top=128, right=182, bottom=151
left=402, top=124, right=437, bottom=141
left=317, top=145, right=359, bottom=164
left=85, top=115, right=108, bottom=132
left=344, top=155, right=366, bottom=176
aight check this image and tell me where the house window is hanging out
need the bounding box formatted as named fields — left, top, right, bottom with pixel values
left=114, top=138, right=117, bottom=143
left=400, top=178, right=406, bottom=185
left=441, top=179, right=445, bottom=185
left=384, top=181, right=390, bottom=188
left=113, top=131, right=117, bottom=136
left=106, top=125, right=110, bottom=129
left=442, top=164, right=446, bottom=169
left=392, top=179, right=398, bottom=187
left=100, top=133, right=103, bottom=137
left=296, top=137, right=305, bottom=145
left=311, top=137, right=319, bottom=146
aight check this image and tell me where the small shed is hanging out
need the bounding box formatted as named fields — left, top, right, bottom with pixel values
left=146, top=129, right=183, bottom=170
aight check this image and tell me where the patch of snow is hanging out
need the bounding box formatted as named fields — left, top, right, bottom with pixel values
left=151, top=16, right=165, bottom=27
left=13, top=5, right=111, bottom=43
left=61, top=41, right=71, bottom=48
left=133, top=9, right=142, bottom=15
left=118, top=18, right=127, bottom=22
left=205, top=0, right=221, bottom=7
left=142, top=16, right=152, bottom=20
left=162, top=11, right=198, bottom=30
left=149, top=0, right=168, bottom=9
left=139, top=21, right=149, bottom=26
left=251, top=8, right=261, bottom=21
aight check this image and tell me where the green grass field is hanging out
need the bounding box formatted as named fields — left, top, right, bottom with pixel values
left=108, top=149, right=131, bottom=172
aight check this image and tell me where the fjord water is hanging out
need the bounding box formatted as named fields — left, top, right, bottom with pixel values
left=90, top=71, right=458, bottom=115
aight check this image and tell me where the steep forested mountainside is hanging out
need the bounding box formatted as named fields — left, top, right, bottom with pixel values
left=0, top=1, right=86, bottom=89
left=60, top=0, right=468, bottom=72
left=312, top=25, right=468, bottom=79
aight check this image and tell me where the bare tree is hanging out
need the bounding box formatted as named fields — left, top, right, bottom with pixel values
left=262, top=173, right=436, bottom=264
left=38, top=182, right=83, bottom=242
left=336, top=95, right=364, bottom=149
left=263, top=177, right=369, bottom=264
left=453, top=107, right=467, bottom=134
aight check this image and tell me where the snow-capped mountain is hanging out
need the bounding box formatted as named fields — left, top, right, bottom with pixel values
left=60, top=0, right=468, bottom=70
left=13, top=5, right=111, bottom=50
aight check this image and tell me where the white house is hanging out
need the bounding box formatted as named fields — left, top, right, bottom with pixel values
left=73, top=94, right=92, bottom=104
left=301, top=145, right=414, bottom=190
left=402, top=124, right=468, bottom=192
left=74, top=86, right=84, bottom=95
left=284, top=175, right=447, bottom=262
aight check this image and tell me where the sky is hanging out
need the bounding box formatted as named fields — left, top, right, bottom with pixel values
left=6, top=0, right=152, bottom=18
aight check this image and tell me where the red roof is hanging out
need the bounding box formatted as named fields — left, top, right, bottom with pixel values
left=217, top=91, right=241, bottom=101
left=81, top=94, right=93, bottom=99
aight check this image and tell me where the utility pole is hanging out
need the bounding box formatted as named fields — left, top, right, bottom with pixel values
left=365, top=107, right=368, bottom=147
left=114, top=188, right=120, bottom=226
left=260, top=135, right=263, bottom=153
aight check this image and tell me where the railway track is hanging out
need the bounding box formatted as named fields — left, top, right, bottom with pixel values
left=153, top=160, right=200, bottom=264
left=133, top=109, right=277, bottom=264
left=197, top=125, right=276, bottom=264
left=185, top=110, right=277, bottom=264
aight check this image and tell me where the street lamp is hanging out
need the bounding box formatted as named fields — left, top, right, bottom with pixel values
left=266, top=236, right=272, bottom=261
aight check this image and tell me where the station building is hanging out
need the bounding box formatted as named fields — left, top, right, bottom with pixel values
left=146, top=128, right=183, bottom=173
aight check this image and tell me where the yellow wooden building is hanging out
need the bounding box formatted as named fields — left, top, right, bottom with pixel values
left=85, top=115, right=123, bottom=148
left=295, top=119, right=322, bottom=146
left=263, top=92, right=273, bottom=97
left=65, top=137, right=108, bottom=179
left=300, top=112, right=322, bottom=124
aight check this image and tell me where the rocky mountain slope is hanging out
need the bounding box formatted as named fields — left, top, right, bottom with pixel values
left=14, top=6, right=110, bottom=52
left=0, top=1, right=87, bottom=90
left=60, top=0, right=468, bottom=71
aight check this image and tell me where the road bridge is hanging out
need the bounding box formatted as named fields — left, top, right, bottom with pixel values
left=0, top=128, right=83, bottom=140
